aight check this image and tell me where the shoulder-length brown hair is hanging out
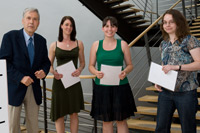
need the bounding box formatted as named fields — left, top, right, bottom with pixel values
left=102, top=16, right=118, bottom=28
left=58, top=16, right=76, bottom=41
left=160, top=9, right=190, bottom=42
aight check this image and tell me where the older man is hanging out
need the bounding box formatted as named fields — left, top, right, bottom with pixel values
left=0, top=8, right=50, bottom=133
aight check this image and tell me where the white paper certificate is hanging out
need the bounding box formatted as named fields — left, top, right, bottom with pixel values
left=56, top=60, right=80, bottom=89
left=148, top=62, right=178, bottom=91
left=100, top=64, right=122, bottom=85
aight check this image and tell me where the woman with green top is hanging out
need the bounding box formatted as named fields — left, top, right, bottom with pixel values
left=89, top=16, right=137, bottom=133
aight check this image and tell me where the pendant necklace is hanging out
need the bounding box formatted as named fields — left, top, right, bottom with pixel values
left=66, top=40, right=70, bottom=47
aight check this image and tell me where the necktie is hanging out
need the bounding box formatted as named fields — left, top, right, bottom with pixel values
left=27, top=37, right=34, bottom=66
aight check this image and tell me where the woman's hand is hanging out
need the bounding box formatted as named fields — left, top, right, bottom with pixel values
left=162, top=65, right=177, bottom=74
left=155, top=84, right=162, bottom=92
left=119, top=71, right=126, bottom=80
left=72, top=69, right=81, bottom=77
left=96, top=71, right=104, bottom=79
left=53, top=71, right=63, bottom=80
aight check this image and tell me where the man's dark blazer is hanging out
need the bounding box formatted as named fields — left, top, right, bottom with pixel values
left=0, top=28, right=51, bottom=106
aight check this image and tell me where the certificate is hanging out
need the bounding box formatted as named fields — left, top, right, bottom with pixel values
left=100, top=64, right=122, bottom=85
left=56, top=60, right=80, bottom=89
left=148, top=62, right=178, bottom=91
left=0, top=60, right=9, bottom=132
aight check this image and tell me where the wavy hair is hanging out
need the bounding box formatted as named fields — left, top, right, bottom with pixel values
left=160, top=9, right=190, bottom=42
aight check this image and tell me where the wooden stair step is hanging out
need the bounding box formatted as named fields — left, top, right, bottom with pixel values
left=185, top=3, right=200, bottom=8
left=129, top=20, right=149, bottom=25
left=195, top=19, right=200, bottom=22
left=136, top=106, right=157, bottom=116
left=190, top=25, right=200, bottom=29
left=146, top=86, right=200, bottom=93
left=138, top=95, right=158, bottom=103
left=130, top=7, right=157, bottom=15
left=138, top=95, right=200, bottom=104
left=132, top=24, right=150, bottom=29
left=192, top=22, right=200, bottom=25
left=146, top=86, right=156, bottom=91
left=136, top=106, right=200, bottom=120
left=21, top=126, right=57, bottom=133
left=190, top=29, right=200, bottom=33
left=127, top=119, right=200, bottom=132
left=117, top=9, right=140, bottom=17
left=111, top=4, right=134, bottom=12
left=124, top=15, right=143, bottom=22
left=104, top=0, right=128, bottom=7
left=128, top=119, right=156, bottom=132
left=40, top=131, right=57, bottom=133
left=192, top=33, right=200, bottom=36
left=20, top=125, right=26, bottom=131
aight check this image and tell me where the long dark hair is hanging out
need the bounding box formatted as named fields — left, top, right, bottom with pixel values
left=160, top=9, right=190, bottom=42
left=58, top=16, right=76, bottom=41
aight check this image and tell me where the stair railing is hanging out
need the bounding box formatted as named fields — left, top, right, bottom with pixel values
left=126, top=0, right=182, bottom=99
left=19, top=75, right=100, bottom=132
left=42, top=75, right=98, bottom=133
left=128, top=0, right=182, bottom=47
left=127, top=0, right=199, bottom=99
left=131, top=0, right=156, bottom=23
left=194, top=0, right=199, bottom=17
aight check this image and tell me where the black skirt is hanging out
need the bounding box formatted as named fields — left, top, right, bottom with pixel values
left=90, top=82, right=137, bottom=122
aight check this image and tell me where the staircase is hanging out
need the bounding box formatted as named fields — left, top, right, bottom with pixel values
left=127, top=14, right=200, bottom=132
left=77, top=0, right=200, bottom=132
left=79, top=0, right=159, bottom=46
left=18, top=1, right=199, bottom=132
left=127, top=86, right=200, bottom=132
left=190, top=16, right=200, bottom=41
left=19, top=86, right=96, bottom=133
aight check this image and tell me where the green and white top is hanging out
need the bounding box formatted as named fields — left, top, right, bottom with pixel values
left=95, top=39, right=128, bottom=86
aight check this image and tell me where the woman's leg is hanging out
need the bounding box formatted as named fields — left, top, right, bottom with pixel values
left=70, top=113, right=79, bottom=133
left=155, top=90, right=175, bottom=133
left=116, top=120, right=129, bottom=133
left=103, top=121, right=113, bottom=133
left=55, top=116, right=65, bottom=133
left=175, top=89, right=198, bottom=133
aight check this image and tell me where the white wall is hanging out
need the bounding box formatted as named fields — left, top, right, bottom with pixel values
left=0, top=0, right=113, bottom=99
left=0, top=0, right=104, bottom=66
left=0, top=1, right=164, bottom=130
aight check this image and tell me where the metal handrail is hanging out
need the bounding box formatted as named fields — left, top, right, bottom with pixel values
left=42, top=79, right=47, bottom=133
left=40, top=1, right=194, bottom=132
left=128, top=0, right=182, bottom=47
left=131, top=0, right=154, bottom=21
left=46, top=75, right=96, bottom=79
left=42, top=75, right=96, bottom=133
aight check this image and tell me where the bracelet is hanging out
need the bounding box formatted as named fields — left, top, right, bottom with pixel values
left=178, top=65, right=181, bottom=71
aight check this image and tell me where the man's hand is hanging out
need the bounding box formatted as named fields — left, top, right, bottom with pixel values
left=35, top=70, right=46, bottom=79
left=21, top=76, right=34, bottom=86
